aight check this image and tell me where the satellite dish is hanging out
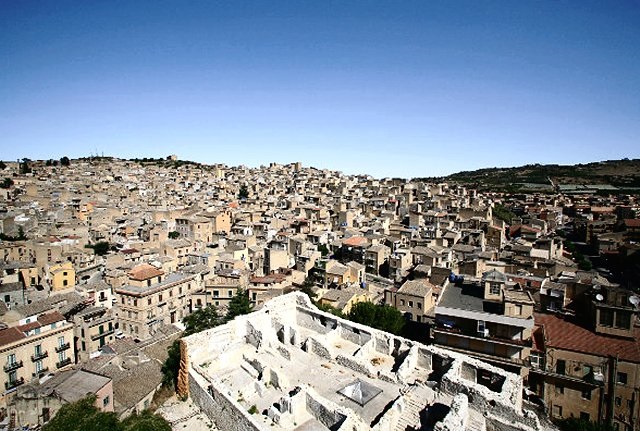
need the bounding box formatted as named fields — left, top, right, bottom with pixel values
left=629, top=296, right=640, bottom=306
left=595, top=294, right=604, bottom=301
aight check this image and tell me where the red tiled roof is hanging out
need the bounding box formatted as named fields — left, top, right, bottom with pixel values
left=0, top=327, right=26, bottom=347
left=16, top=321, right=40, bottom=333
left=38, top=311, right=66, bottom=326
left=535, top=313, right=640, bottom=363
left=342, top=236, right=368, bottom=247
left=624, top=219, right=640, bottom=228
left=128, top=263, right=164, bottom=281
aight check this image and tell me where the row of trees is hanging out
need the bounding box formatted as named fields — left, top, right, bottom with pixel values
left=161, top=289, right=253, bottom=389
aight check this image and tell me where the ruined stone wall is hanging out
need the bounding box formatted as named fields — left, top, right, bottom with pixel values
left=189, top=369, right=265, bottom=431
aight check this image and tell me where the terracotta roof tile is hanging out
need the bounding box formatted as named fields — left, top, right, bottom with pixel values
left=0, top=327, right=26, bottom=347
left=535, top=313, right=640, bottom=363
left=38, top=311, right=66, bottom=326
left=128, top=263, right=164, bottom=281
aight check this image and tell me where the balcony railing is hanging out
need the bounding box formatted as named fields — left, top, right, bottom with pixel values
left=5, top=377, right=25, bottom=390
left=4, top=360, right=23, bottom=373
left=56, top=358, right=72, bottom=369
left=32, top=367, right=49, bottom=377
left=91, top=329, right=114, bottom=340
left=529, top=368, right=604, bottom=386
left=434, top=326, right=532, bottom=347
left=55, top=342, right=71, bottom=352
left=31, top=351, right=48, bottom=362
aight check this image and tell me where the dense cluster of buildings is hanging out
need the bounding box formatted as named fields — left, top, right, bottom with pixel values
left=0, top=156, right=638, bottom=430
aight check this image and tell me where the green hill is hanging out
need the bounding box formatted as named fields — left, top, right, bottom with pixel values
left=417, top=159, right=640, bottom=193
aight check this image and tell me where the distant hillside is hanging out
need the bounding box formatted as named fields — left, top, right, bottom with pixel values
left=417, top=159, right=640, bottom=193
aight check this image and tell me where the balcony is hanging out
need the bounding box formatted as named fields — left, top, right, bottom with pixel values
left=434, top=325, right=532, bottom=348
left=529, top=368, right=604, bottom=387
left=91, top=329, right=114, bottom=341
left=32, top=367, right=49, bottom=377
left=3, top=360, right=23, bottom=373
left=56, top=358, right=72, bottom=369
left=31, top=351, right=48, bottom=362
left=55, top=342, right=71, bottom=352
left=5, top=377, right=25, bottom=390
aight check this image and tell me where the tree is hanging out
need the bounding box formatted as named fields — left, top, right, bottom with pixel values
left=225, top=288, right=252, bottom=321
left=318, top=244, right=329, bottom=257
left=0, top=161, right=6, bottom=170
left=121, top=410, right=171, bottom=431
left=238, top=184, right=249, bottom=200
left=347, top=302, right=405, bottom=335
left=0, top=177, right=13, bottom=189
left=42, top=395, right=120, bottom=431
left=300, top=277, right=317, bottom=302
left=17, top=226, right=26, bottom=241
left=42, top=395, right=171, bottom=431
left=168, top=231, right=180, bottom=239
left=60, top=156, right=71, bottom=166
left=161, top=340, right=181, bottom=389
left=183, top=305, right=221, bottom=336
left=92, top=241, right=111, bottom=256
left=19, top=158, right=32, bottom=174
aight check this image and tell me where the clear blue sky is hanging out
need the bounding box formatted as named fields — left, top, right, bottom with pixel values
left=1, top=1, right=639, bottom=178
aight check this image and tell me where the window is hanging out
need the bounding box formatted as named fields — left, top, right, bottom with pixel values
left=514, top=304, right=522, bottom=316
left=555, top=384, right=564, bottom=394
left=581, top=389, right=591, bottom=400
left=103, top=396, right=110, bottom=408
left=490, top=283, right=501, bottom=295
left=213, top=290, right=219, bottom=298
left=159, top=294, right=163, bottom=302
left=600, top=309, right=614, bottom=327
left=615, top=312, right=631, bottom=329
left=133, top=299, right=137, bottom=307
left=408, top=301, right=413, bottom=307
left=617, top=372, right=628, bottom=385
left=36, top=359, right=43, bottom=373
left=228, top=290, right=233, bottom=298
left=580, top=412, right=590, bottom=421
left=529, top=352, right=543, bottom=369
left=148, top=298, right=152, bottom=305
left=8, top=353, right=16, bottom=366
left=35, top=344, right=42, bottom=356
left=417, top=302, right=422, bottom=309
left=63, top=279, right=68, bottom=287
left=477, top=321, right=486, bottom=333
left=615, top=397, right=621, bottom=407
left=556, top=360, right=566, bottom=375
left=552, top=405, right=562, bottom=418
left=400, top=299, right=405, bottom=306
left=58, top=336, right=65, bottom=347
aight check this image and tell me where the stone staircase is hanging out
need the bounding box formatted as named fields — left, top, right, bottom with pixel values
left=394, top=384, right=433, bottom=431
left=466, top=411, right=485, bottom=431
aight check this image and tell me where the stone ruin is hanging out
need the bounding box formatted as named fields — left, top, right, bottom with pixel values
left=179, top=292, right=555, bottom=431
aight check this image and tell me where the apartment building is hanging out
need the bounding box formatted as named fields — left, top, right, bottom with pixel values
left=114, top=263, right=201, bottom=339
left=434, top=270, right=535, bottom=375
left=0, top=311, right=74, bottom=395
left=74, top=307, right=118, bottom=361
left=384, top=279, right=437, bottom=323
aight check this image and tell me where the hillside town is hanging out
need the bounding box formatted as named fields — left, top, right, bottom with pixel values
left=0, top=156, right=638, bottom=431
